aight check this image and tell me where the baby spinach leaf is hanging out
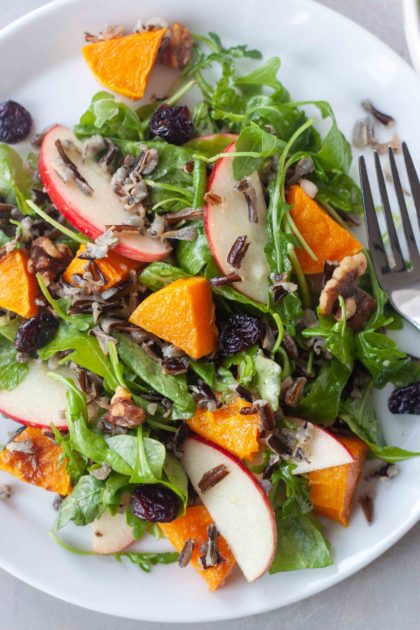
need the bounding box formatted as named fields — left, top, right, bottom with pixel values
left=315, top=120, right=352, bottom=173
left=269, top=513, right=333, bottom=572
left=51, top=374, right=133, bottom=476
left=55, top=475, right=105, bottom=530
left=313, top=172, right=363, bottom=215
left=189, top=360, right=217, bottom=388
left=253, top=353, right=281, bottom=410
left=176, top=223, right=212, bottom=274
left=139, top=262, right=189, bottom=292
left=270, top=463, right=312, bottom=517
left=339, top=381, right=385, bottom=446
left=223, top=345, right=258, bottom=386
left=297, top=359, right=351, bottom=424
left=185, top=132, right=233, bottom=157
left=0, top=336, right=29, bottom=391
left=130, top=427, right=166, bottom=484
left=50, top=424, right=87, bottom=483
left=163, top=453, right=189, bottom=503
left=116, top=334, right=195, bottom=417
left=367, top=444, right=420, bottom=463
left=302, top=315, right=355, bottom=372
left=277, top=293, right=304, bottom=337
left=232, top=123, right=280, bottom=180
left=0, top=143, right=33, bottom=210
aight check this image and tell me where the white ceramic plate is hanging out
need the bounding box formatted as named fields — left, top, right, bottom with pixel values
left=403, top=0, right=420, bottom=75
left=1, top=0, right=420, bottom=622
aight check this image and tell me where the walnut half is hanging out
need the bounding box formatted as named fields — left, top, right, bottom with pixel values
left=104, top=386, right=146, bottom=428
left=159, top=22, right=193, bottom=70
left=319, top=252, right=376, bottom=330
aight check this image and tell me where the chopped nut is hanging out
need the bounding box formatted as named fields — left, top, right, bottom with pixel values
left=159, top=22, right=193, bottom=70
left=84, top=24, right=124, bottom=42
left=28, top=236, right=73, bottom=286
left=0, top=484, right=11, bottom=500
left=104, top=386, right=146, bottom=428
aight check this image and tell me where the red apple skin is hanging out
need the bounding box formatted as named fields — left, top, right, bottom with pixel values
left=185, top=433, right=277, bottom=580
left=38, top=125, right=172, bottom=262
left=0, top=409, right=67, bottom=432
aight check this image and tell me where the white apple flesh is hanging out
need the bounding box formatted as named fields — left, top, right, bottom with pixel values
left=289, top=419, right=355, bottom=475
left=39, top=125, right=172, bottom=262
left=204, top=141, right=270, bottom=304
left=0, top=362, right=71, bottom=430
left=181, top=434, right=277, bottom=582
left=92, top=510, right=135, bottom=555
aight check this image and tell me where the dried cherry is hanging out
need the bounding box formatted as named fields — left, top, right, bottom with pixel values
left=388, top=381, right=420, bottom=415
left=218, top=313, right=264, bottom=356
left=149, top=104, right=195, bottom=145
left=0, top=100, right=32, bottom=144
left=14, top=312, right=59, bottom=355
left=130, top=484, right=180, bottom=522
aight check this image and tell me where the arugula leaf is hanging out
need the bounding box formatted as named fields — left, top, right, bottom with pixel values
left=55, top=475, right=105, bottom=530
left=302, top=314, right=355, bottom=372
left=36, top=273, right=92, bottom=331
left=313, top=172, right=363, bottom=215
left=114, top=551, right=179, bottom=572
left=222, top=345, right=258, bottom=387
left=236, top=57, right=283, bottom=89
left=74, top=91, right=143, bottom=141
left=277, top=293, right=304, bottom=337
left=253, top=353, right=281, bottom=410
left=176, top=223, right=212, bottom=274
left=139, top=262, right=189, bottom=292
left=126, top=505, right=149, bottom=541
left=0, top=336, right=29, bottom=390
left=116, top=334, right=195, bottom=417
left=39, top=324, right=118, bottom=390
left=297, top=359, right=351, bottom=424
left=269, top=513, right=333, bottom=572
left=190, top=101, right=219, bottom=136
left=270, top=463, right=312, bottom=517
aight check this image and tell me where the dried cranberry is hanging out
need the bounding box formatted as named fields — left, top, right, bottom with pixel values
left=149, top=105, right=195, bottom=145
left=388, top=381, right=420, bottom=415
left=0, top=100, right=32, bottom=144
left=218, top=313, right=265, bottom=356
left=130, top=484, right=180, bottom=522
left=14, top=312, right=59, bottom=355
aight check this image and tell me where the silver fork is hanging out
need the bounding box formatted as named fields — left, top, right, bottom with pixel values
left=359, top=143, right=420, bottom=330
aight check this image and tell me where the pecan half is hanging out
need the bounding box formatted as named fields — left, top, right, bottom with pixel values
left=159, top=22, right=193, bottom=70
left=319, top=252, right=376, bottom=330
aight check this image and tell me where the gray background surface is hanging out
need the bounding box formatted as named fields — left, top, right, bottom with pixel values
left=0, top=0, right=419, bottom=628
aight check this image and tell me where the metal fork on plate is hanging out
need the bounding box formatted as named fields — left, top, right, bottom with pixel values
left=359, top=143, right=420, bottom=330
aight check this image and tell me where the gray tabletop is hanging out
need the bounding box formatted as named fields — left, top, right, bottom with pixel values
left=0, top=1, right=419, bottom=629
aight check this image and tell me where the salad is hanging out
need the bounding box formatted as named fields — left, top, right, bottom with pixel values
left=0, top=17, right=419, bottom=590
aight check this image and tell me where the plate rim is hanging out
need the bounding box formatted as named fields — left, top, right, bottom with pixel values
left=0, top=0, right=419, bottom=621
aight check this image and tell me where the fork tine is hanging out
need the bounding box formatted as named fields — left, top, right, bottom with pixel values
left=402, top=142, right=420, bottom=228
left=388, top=147, right=420, bottom=266
left=374, top=151, right=406, bottom=271
left=359, top=155, right=390, bottom=277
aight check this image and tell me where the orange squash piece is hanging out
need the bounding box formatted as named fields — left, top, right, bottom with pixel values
left=0, top=427, right=71, bottom=495
left=187, top=397, right=260, bottom=460
left=160, top=505, right=236, bottom=591
left=129, top=277, right=218, bottom=359
left=0, top=250, right=38, bottom=318
left=82, top=30, right=167, bottom=100
left=63, top=244, right=140, bottom=290
left=309, top=436, right=368, bottom=527
left=287, top=185, right=362, bottom=274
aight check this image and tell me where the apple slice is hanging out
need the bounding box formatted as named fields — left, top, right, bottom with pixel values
left=39, top=125, right=172, bottom=262
left=92, top=510, right=135, bottom=554
left=0, top=361, right=71, bottom=430
left=181, top=434, right=276, bottom=582
left=288, top=419, right=355, bottom=475
left=204, top=141, right=270, bottom=304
